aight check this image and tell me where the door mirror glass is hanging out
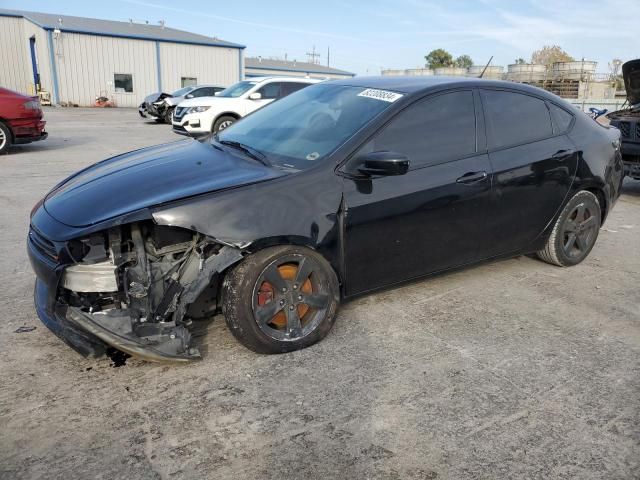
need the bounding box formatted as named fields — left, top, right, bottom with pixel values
left=357, top=151, right=409, bottom=176
left=249, top=92, right=262, bottom=100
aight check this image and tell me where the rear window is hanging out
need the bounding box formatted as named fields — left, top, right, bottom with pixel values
left=481, top=90, right=553, bottom=149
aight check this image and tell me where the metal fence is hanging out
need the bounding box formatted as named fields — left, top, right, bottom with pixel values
left=569, top=98, right=627, bottom=112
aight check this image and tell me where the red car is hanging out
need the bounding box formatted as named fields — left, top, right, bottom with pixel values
left=0, top=87, right=48, bottom=154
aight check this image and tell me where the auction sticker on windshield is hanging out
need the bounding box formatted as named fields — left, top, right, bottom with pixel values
left=357, top=89, right=403, bottom=103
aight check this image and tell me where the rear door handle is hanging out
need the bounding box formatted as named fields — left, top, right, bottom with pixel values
left=456, top=171, right=488, bottom=184
left=551, top=149, right=575, bottom=160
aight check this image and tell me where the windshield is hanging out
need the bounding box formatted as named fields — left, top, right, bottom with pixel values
left=171, top=86, right=194, bottom=97
left=216, top=81, right=258, bottom=98
left=216, top=84, right=397, bottom=170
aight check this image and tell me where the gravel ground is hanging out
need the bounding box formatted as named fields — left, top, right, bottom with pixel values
left=1, top=108, right=639, bottom=480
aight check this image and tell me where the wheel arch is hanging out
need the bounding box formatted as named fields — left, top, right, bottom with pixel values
left=242, top=236, right=343, bottom=289
left=583, top=186, right=607, bottom=223
left=214, top=111, right=241, bottom=123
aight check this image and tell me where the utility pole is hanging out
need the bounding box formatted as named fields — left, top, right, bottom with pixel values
left=327, top=46, right=330, bottom=67
left=306, top=45, right=320, bottom=65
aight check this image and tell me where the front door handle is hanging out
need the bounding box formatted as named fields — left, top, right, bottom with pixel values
left=551, top=149, right=575, bottom=160
left=456, top=171, right=488, bottom=184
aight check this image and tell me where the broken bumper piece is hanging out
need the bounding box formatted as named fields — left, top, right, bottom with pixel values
left=65, top=308, right=201, bottom=363
left=34, top=279, right=200, bottom=363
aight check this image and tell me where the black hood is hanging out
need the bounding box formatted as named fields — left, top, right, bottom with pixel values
left=143, top=92, right=172, bottom=104
left=623, top=59, right=640, bottom=106
left=44, top=140, right=285, bottom=227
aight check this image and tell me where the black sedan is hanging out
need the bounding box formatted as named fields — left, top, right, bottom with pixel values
left=28, top=76, right=623, bottom=362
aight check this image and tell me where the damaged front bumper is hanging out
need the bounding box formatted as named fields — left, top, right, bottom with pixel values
left=34, top=279, right=199, bottom=362
left=28, top=217, right=243, bottom=363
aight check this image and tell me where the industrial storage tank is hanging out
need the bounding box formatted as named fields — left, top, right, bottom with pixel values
left=467, top=65, right=504, bottom=79
left=552, top=61, right=597, bottom=81
left=506, top=63, right=548, bottom=82
left=433, top=67, right=468, bottom=76
left=404, top=68, right=434, bottom=76
left=381, top=69, right=406, bottom=76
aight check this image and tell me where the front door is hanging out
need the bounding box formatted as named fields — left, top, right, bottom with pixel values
left=342, top=89, right=493, bottom=296
left=245, top=82, right=282, bottom=115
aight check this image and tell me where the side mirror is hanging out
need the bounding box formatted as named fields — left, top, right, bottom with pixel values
left=249, top=92, right=262, bottom=100
left=185, top=93, right=194, bottom=99
left=357, top=151, right=409, bottom=176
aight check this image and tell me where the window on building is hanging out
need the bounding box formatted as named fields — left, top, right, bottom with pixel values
left=181, top=77, right=197, bottom=87
left=114, top=74, right=133, bottom=93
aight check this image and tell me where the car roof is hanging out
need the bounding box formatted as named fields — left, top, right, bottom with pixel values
left=245, top=76, right=321, bottom=84
left=326, top=75, right=565, bottom=101
left=191, top=84, right=225, bottom=89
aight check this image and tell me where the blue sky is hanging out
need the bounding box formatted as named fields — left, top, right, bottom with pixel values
left=2, top=0, right=638, bottom=75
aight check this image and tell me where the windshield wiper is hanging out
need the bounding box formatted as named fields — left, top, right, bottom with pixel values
left=218, top=139, right=270, bottom=166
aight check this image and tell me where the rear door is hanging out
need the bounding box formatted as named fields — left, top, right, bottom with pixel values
left=342, top=89, right=493, bottom=295
left=280, top=82, right=310, bottom=98
left=479, top=89, right=578, bottom=257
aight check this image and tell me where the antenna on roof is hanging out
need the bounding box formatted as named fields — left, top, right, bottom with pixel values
left=158, top=19, right=165, bottom=29
left=479, top=56, right=494, bottom=78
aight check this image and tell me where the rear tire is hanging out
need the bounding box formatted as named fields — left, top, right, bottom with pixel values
left=0, top=122, right=12, bottom=155
left=222, top=246, right=340, bottom=354
left=537, top=190, right=601, bottom=267
left=213, top=115, right=236, bottom=133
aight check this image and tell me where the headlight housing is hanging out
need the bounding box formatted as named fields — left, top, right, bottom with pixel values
left=23, top=100, right=41, bottom=111
left=187, top=106, right=211, bottom=114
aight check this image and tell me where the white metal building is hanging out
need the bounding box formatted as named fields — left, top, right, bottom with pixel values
left=245, top=57, right=355, bottom=80
left=0, top=9, right=245, bottom=107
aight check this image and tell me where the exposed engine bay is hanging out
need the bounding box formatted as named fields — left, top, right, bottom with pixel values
left=57, top=222, right=243, bottom=362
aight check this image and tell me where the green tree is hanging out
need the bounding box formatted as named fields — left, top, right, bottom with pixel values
left=531, top=45, right=574, bottom=68
left=515, top=57, right=527, bottom=64
left=454, top=55, right=474, bottom=69
left=425, top=49, right=453, bottom=69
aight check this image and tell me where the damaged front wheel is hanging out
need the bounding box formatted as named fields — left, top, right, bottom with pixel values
left=222, top=246, right=340, bottom=354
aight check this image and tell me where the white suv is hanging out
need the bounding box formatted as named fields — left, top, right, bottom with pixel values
left=172, top=77, right=320, bottom=136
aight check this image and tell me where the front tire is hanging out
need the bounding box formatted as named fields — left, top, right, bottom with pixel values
left=213, top=115, right=236, bottom=133
left=0, top=122, right=12, bottom=154
left=222, top=246, right=340, bottom=354
left=537, top=190, right=601, bottom=267
left=163, top=108, right=173, bottom=124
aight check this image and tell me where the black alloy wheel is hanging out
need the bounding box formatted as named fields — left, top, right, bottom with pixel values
left=222, top=246, right=340, bottom=353
left=537, top=190, right=601, bottom=267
